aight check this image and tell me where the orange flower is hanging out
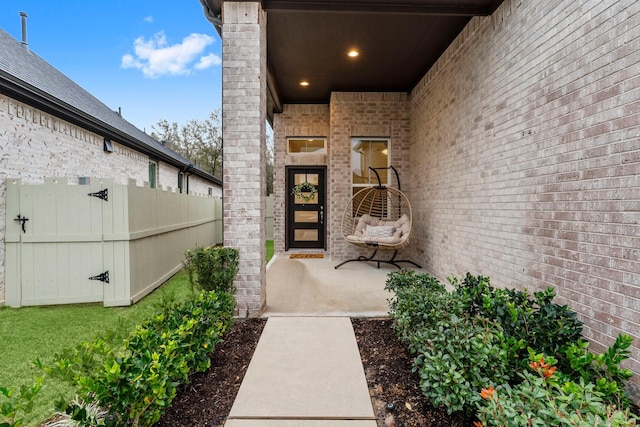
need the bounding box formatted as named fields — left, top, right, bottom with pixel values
left=530, top=357, right=557, bottom=378
left=543, top=366, right=557, bottom=378
left=480, top=386, right=495, bottom=400
left=473, top=422, right=483, bottom=427
left=530, top=358, right=550, bottom=371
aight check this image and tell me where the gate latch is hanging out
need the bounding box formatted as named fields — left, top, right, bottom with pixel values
left=88, top=189, right=108, bottom=201
left=14, top=214, right=28, bottom=233
left=89, top=271, right=110, bottom=283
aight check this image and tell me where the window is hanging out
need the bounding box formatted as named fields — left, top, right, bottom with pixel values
left=178, top=172, right=184, bottom=193
left=148, top=161, right=157, bottom=189
left=352, top=138, right=389, bottom=191
left=351, top=138, right=389, bottom=216
left=288, top=138, right=326, bottom=154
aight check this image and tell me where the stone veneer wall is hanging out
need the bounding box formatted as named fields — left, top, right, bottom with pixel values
left=408, top=0, right=640, bottom=392
left=0, top=94, right=219, bottom=304
left=329, top=92, right=411, bottom=261
left=272, top=104, right=330, bottom=254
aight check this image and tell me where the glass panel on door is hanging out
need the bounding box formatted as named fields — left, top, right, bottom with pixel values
left=287, top=168, right=326, bottom=250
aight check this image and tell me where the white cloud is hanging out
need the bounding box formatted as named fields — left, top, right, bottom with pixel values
left=144, top=16, right=154, bottom=23
left=195, top=53, right=221, bottom=70
left=121, top=31, right=217, bottom=78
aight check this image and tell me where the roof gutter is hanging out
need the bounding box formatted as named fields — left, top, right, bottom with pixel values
left=199, top=0, right=223, bottom=35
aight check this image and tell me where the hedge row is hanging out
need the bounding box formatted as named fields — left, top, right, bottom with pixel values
left=385, top=270, right=638, bottom=426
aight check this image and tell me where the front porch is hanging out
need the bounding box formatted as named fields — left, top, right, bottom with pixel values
left=204, top=0, right=640, bottom=392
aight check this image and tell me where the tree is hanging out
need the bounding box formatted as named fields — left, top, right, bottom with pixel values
left=151, top=111, right=275, bottom=193
left=151, top=110, right=223, bottom=179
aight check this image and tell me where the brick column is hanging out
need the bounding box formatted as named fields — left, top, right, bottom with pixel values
left=222, top=1, right=267, bottom=316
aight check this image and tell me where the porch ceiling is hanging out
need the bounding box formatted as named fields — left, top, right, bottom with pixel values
left=202, top=0, right=504, bottom=118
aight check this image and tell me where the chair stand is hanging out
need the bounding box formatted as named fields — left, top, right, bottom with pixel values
left=334, top=249, right=422, bottom=270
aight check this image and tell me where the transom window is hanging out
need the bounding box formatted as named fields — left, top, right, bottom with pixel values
left=288, top=138, right=326, bottom=154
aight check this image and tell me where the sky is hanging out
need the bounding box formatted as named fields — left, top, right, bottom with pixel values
left=0, top=0, right=222, bottom=133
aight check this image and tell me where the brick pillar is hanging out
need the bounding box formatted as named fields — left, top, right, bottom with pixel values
left=222, top=1, right=267, bottom=316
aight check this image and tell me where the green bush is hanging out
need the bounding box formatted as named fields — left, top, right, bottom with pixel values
left=475, top=353, right=638, bottom=427
left=0, top=378, right=42, bottom=427
left=414, top=314, right=509, bottom=414
left=562, top=334, right=634, bottom=406
left=385, top=270, right=451, bottom=351
left=386, top=271, right=635, bottom=419
left=185, top=246, right=239, bottom=293
left=454, top=273, right=583, bottom=371
left=46, top=290, right=235, bottom=427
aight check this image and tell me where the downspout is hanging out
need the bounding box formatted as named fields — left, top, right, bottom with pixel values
left=184, top=164, right=195, bottom=195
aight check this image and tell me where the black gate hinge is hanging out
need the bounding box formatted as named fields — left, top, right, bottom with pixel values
left=14, top=214, right=28, bottom=233
left=89, top=271, right=109, bottom=283
left=88, top=189, right=108, bottom=201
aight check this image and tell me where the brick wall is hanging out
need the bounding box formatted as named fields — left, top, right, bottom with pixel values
left=272, top=94, right=411, bottom=259
left=329, top=92, right=411, bottom=261
left=409, top=0, right=640, bottom=391
left=0, top=94, right=220, bottom=304
left=222, top=1, right=267, bottom=317
left=272, top=104, right=330, bottom=253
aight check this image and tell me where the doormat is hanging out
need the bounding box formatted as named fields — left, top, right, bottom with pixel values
left=290, top=253, right=324, bottom=259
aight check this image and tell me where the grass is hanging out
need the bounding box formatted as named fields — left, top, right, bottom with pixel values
left=0, top=269, right=198, bottom=426
left=266, top=239, right=274, bottom=263
left=2, top=241, right=275, bottom=426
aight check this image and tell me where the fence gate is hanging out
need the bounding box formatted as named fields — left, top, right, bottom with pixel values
left=5, top=178, right=110, bottom=306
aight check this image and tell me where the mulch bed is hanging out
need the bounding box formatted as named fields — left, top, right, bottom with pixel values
left=156, top=317, right=473, bottom=427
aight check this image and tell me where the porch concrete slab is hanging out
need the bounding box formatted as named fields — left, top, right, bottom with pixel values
left=264, top=255, right=396, bottom=316
left=227, top=317, right=375, bottom=421
left=225, top=421, right=377, bottom=427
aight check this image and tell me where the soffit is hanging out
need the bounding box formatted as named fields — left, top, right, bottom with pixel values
left=202, top=0, right=504, bottom=115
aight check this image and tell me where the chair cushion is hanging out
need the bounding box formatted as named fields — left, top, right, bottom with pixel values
left=393, top=214, right=410, bottom=238
left=354, top=214, right=372, bottom=237
left=364, top=225, right=395, bottom=238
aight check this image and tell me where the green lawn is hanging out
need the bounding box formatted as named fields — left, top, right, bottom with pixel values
left=266, top=239, right=274, bottom=263
left=1, top=242, right=274, bottom=426
left=0, top=270, right=198, bottom=426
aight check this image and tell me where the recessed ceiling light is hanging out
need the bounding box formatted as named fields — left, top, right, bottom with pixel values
left=299, top=80, right=310, bottom=86
left=347, top=49, right=359, bottom=58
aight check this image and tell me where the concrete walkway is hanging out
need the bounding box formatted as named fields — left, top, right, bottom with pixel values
left=225, top=317, right=377, bottom=427
left=224, top=254, right=422, bottom=426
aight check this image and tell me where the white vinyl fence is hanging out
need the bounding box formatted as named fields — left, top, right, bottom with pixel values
left=5, top=178, right=222, bottom=307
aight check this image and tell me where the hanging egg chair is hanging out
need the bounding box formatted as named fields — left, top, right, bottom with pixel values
left=335, top=166, right=422, bottom=269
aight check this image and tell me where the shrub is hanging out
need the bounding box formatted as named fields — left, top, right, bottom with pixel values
left=475, top=353, right=638, bottom=427
left=453, top=273, right=583, bottom=376
left=562, top=334, right=634, bottom=406
left=47, top=290, right=235, bottom=427
left=385, top=270, right=451, bottom=351
left=185, top=247, right=239, bottom=293
left=0, top=378, right=42, bottom=427
left=413, top=314, right=509, bottom=414
left=387, top=271, right=635, bottom=418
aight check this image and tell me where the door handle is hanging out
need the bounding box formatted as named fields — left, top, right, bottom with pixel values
left=320, top=206, right=324, bottom=224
